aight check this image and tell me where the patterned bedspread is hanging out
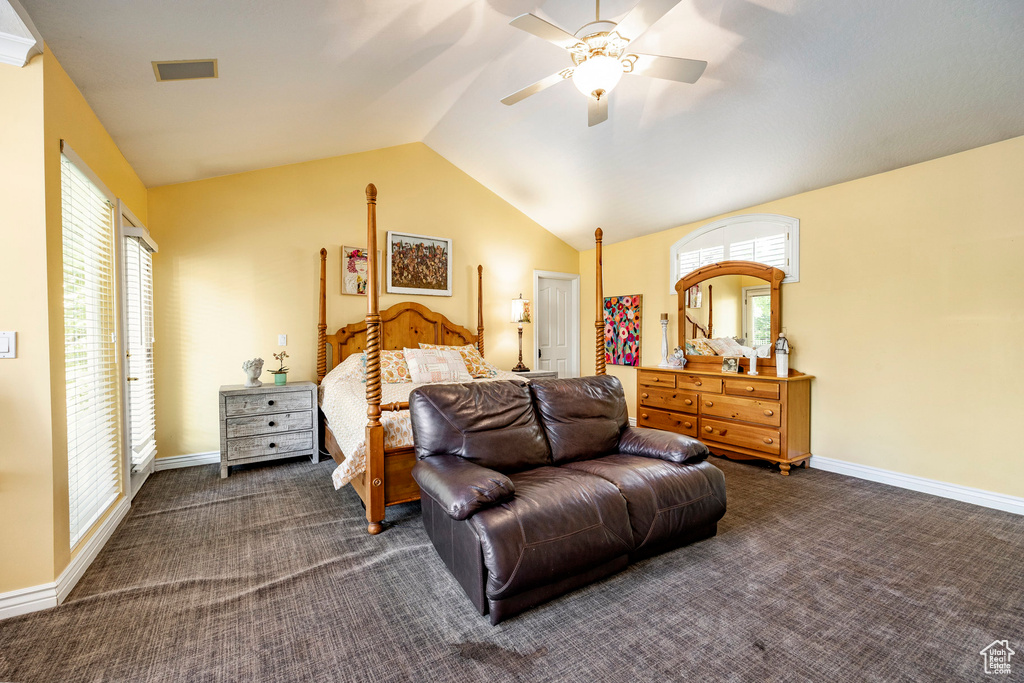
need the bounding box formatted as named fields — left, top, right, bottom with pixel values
left=319, top=370, right=525, bottom=490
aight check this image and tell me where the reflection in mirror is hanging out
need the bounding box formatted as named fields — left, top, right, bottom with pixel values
left=683, top=275, right=773, bottom=357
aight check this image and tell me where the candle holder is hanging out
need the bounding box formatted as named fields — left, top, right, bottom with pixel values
left=658, top=313, right=671, bottom=368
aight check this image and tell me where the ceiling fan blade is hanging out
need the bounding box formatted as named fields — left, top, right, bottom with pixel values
left=588, top=94, right=608, bottom=127
left=628, top=53, right=707, bottom=83
left=613, top=0, right=683, bottom=43
left=501, top=69, right=572, bottom=106
left=509, top=13, right=582, bottom=50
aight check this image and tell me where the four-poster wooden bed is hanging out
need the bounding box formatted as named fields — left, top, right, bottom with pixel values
left=315, top=186, right=609, bottom=534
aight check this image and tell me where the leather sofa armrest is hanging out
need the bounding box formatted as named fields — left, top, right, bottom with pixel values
left=411, top=455, right=515, bottom=521
left=618, top=426, right=709, bottom=465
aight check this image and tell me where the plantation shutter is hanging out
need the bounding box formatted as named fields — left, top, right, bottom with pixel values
left=62, top=151, right=122, bottom=546
left=123, top=236, right=157, bottom=468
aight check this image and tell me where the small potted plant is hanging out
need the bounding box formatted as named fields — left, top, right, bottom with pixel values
left=268, top=350, right=289, bottom=385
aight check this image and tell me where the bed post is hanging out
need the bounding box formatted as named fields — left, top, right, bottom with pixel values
left=364, top=183, right=385, bottom=535
left=477, top=265, right=484, bottom=357
left=595, top=228, right=606, bottom=376
left=317, top=248, right=327, bottom=384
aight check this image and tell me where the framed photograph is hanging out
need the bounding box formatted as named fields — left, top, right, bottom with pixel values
left=603, top=294, right=642, bottom=367
left=721, top=356, right=740, bottom=374
left=341, top=246, right=382, bottom=296
left=386, top=231, right=452, bottom=297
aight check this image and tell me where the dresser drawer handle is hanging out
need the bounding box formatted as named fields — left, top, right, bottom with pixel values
left=704, top=426, right=713, bottom=433
left=684, top=399, right=693, bottom=406
left=763, top=437, right=773, bottom=445
left=684, top=421, right=693, bottom=429
left=704, top=401, right=713, bottom=407
left=763, top=410, right=773, bottom=417
left=268, top=421, right=276, bottom=427
left=695, top=381, right=702, bottom=387
left=641, top=393, right=649, bottom=399
left=641, top=413, right=649, bottom=420
left=745, top=386, right=755, bottom=392
left=269, top=442, right=277, bottom=448
left=268, top=400, right=275, bottom=406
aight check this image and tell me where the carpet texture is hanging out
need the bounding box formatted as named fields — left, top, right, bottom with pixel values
left=1, top=457, right=1021, bottom=682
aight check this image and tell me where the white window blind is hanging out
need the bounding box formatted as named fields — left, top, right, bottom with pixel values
left=123, top=236, right=157, bottom=468
left=62, top=153, right=121, bottom=546
left=670, top=214, right=800, bottom=292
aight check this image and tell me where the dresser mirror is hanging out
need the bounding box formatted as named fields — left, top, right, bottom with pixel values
left=674, top=261, right=785, bottom=371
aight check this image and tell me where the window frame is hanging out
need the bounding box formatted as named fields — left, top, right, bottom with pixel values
left=669, top=214, right=800, bottom=294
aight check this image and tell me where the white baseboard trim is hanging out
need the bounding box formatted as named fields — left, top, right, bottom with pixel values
left=810, top=456, right=1024, bottom=516
left=154, top=451, right=219, bottom=471
left=629, top=417, right=637, bottom=427
left=1, top=496, right=131, bottom=620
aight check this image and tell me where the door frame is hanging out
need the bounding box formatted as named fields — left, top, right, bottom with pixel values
left=532, top=270, right=581, bottom=378
left=741, top=284, right=771, bottom=347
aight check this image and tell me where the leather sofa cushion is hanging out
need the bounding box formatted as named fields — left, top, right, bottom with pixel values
left=468, top=466, right=632, bottom=601
left=409, top=381, right=552, bottom=472
left=618, top=426, right=709, bottom=464
left=529, top=375, right=629, bottom=464
left=563, top=456, right=727, bottom=551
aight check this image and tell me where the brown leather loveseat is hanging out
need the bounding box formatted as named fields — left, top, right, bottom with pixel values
left=409, top=375, right=727, bottom=624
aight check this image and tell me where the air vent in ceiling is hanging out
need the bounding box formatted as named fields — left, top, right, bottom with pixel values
left=152, top=59, right=218, bottom=82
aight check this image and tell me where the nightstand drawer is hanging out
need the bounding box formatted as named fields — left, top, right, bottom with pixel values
left=224, top=390, right=311, bottom=417
left=638, top=408, right=698, bottom=437
left=226, top=431, right=313, bottom=461
left=225, top=411, right=313, bottom=438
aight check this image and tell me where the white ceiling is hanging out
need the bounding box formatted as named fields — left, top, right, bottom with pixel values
left=20, top=0, right=1024, bottom=249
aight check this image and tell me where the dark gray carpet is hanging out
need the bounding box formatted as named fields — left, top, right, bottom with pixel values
left=1, top=456, right=1021, bottom=682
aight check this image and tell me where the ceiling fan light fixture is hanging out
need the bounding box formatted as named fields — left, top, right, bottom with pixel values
left=572, top=55, right=623, bottom=98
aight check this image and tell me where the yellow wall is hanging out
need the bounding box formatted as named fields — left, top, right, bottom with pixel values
left=0, top=47, right=148, bottom=594
left=147, top=143, right=579, bottom=458
left=582, top=134, right=1024, bottom=498
left=0, top=55, right=54, bottom=593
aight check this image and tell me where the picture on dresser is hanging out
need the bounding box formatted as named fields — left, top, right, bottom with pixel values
left=721, top=356, right=740, bottom=373
left=341, top=246, right=382, bottom=296
left=386, top=231, right=452, bottom=296
left=604, top=294, right=642, bottom=367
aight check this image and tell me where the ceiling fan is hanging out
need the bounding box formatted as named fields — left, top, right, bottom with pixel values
left=501, top=0, right=707, bottom=126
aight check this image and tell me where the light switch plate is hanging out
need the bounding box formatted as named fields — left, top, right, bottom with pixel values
left=278, top=334, right=287, bottom=346
left=0, top=331, right=15, bottom=358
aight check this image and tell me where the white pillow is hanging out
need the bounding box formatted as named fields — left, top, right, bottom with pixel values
left=402, top=347, right=473, bottom=384
left=324, top=352, right=367, bottom=383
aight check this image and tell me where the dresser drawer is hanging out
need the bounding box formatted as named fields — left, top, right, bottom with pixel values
left=638, top=371, right=675, bottom=388
left=225, top=411, right=313, bottom=438
left=724, top=379, right=780, bottom=400
left=639, top=387, right=698, bottom=414
left=700, top=418, right=780, bottom=456
left=677, top=375, right=722, bottom=393
left=638, top=409, right=698, bottom=438
left=224, top=390, right=312, bottom=417
left=700, top=394, right=781, bottom=427
left=226, top=431, right=313, bottom=461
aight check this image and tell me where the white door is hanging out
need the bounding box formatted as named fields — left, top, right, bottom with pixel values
left=535, top=273, right=579, bottom=377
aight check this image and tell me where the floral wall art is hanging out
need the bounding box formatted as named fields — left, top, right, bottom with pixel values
left=604, top=294, right=643, bottom=367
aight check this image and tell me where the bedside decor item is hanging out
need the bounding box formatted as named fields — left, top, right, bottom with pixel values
left=510, top=293, right=531, bottom=372
left=268, top=351, right=289, bottom=385
left=721, top=356, right=740, bottom=374
left=775, top=331, right=790, bottom=377
left=341, top=246, right=381, bottom=296
left=242, top=358, right=264, bottom=388
left=603, top=294, right=642, bottom=367
left=669, top=346, right=686, bottom=368
left=744, top=347, right=760, bottom=376
left=658, top=313, right=671, bottom=368
left=219, top=381, right=319, bottom=478
left=386, top=231, right=452, bottom=296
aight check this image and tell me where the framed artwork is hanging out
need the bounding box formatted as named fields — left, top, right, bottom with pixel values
left=604, top=294, right=642, bottom=367
left=386, top=231, right=452, bottom=297
left=721, top=356, right=740, bottom=374
left=340, top=246, right=381, bottom=296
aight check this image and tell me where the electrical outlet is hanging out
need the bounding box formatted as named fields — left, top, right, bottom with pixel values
left=278, top=334, right=287, bottom=346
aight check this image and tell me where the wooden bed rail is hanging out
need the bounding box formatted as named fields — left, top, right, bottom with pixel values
left=595, top=227, right=605, bottom=376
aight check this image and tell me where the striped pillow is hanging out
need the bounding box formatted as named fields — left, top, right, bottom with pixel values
left=418, top=343, right=499, bottom=379
left=403, top=348, right=473, bottom=384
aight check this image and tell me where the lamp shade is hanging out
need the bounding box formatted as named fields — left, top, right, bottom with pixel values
left=572, top=55, right=623, bottom=98
left=510, top=294, right=531, bottom=324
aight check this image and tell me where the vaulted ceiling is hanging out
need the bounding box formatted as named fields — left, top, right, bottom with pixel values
left=20, top=0, right=1024, bottom=249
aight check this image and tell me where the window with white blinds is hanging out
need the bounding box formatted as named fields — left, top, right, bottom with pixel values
left=123, top=236, right=157, bottom=468
left=62, top=153, right=122, bottom=546
left=669, top=214, right=800, bottom=292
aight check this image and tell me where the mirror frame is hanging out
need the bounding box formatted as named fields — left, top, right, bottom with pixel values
left=674, top=260, right=785, bottom=370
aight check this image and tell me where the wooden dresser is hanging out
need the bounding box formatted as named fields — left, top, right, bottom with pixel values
left=219, top=381, right=320, bottom=478
left=636, top=367, right=813, bottom=475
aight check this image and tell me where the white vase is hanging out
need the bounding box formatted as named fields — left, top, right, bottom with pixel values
left=776, top=353, right=789, bottom=378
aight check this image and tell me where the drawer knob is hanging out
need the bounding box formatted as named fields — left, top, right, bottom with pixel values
left=684, top=421, right=692, bottom=428
left=641, top=393, right=649, bottom=399
left=763, top=437, right=773, bottom=444
left=641, top=413, right=649, bottom=420
left=268, top=421, right=276, bottom=427
left=746, top=386, right=755, bottom=392
left=763, top=410, right=773, bottom=417
left=684, top=399, right=693, bottom=405
left=269, top=442, right=277, bottom=448
left=704, top=401, right=713, bottom=407
left=704, top=426, right=713, bottom=433
left=695, top=381, right=702, bottom=387
left=268, top=400, right=275, bottom=406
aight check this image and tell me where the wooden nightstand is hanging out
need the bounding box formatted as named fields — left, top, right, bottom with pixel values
left=218, top=381, right=320, bottom=478
left=512, top=370, right=559, bottom=379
